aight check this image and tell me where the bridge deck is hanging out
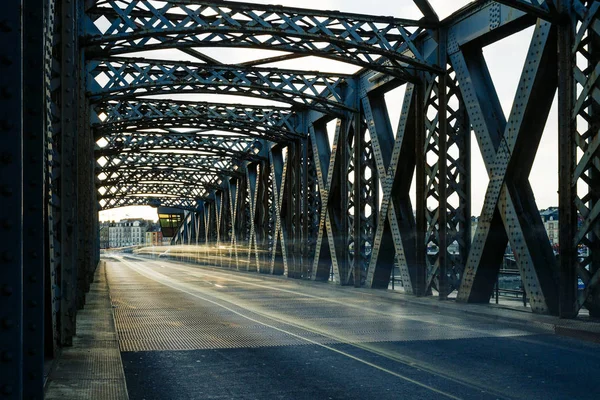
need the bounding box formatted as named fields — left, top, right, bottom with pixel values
left=98, top=255, right=600, bottom=400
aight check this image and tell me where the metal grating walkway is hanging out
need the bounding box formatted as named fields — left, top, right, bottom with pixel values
left=107, top=255, right=531, bottom=353
left=104, top=255, right=600, bottom=400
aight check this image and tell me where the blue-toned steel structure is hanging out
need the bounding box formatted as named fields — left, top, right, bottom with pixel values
left=2, top=0, right=600, bottom=397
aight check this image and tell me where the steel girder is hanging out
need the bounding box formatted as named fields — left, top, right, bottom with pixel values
left=83, top=0, right=437, bottom=79
left=453, top=20, right=559, bottom=314
left=558, top=0, right=600, bottom=317
left=102, top=196, right=201, bottom=210
left=363, top=84, right=419, bottom=292
left=0, top=1, right=25, bottom=395
left=96, top=132, right=265, bottom=161
left=493, top=0, right=557, bottom=20
left=93, top=100, right=301, bottom=141
left=98, top=151, right=241, bottom=171
left=308, top=107, right=376, bottom=286
left=98, top=181, right=208, bottom=200
left=87, top=58, right=353, bottom=114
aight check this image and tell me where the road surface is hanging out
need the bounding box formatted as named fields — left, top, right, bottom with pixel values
left=105, top=255, right=600, bottom=400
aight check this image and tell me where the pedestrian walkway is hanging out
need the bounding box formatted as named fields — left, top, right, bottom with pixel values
left=44, top=261, right=128, bottom=400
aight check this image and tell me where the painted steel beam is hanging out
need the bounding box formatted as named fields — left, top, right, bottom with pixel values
left=86, top=58, right=353, bottom=114
left=309, top=119, right=351, bottom=283
left=0, top=1, right=23, bottom=395
left=453, top=20, right=559, bottom=314
left=98, top=183, right=208, bottom=201
left=22, top=0, right=47, bottom=396
left=101, top=196, right=200, bottom=211
left=93, top=100, right=301, bottom=140
left=97, top=152, right=242, bottom=174
left=493, top=0, right=557, bottom=20
left=363, top=85, right=418, bottom=292
left=84, top=0, right=436, bottom=79
left=270, top=146, right=289, bottom=276
left=96, top=132, right=266, bottom=161
left=565, top=0, right=600, bottom=317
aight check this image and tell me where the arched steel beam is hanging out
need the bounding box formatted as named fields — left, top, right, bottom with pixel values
left=98, top=164, right=243, bottom=185
left=98, top=182, right=212, bottom=202
left=94, top=115, right=300, bottom=142
left=99, top=196, right=200, bottom=211
left=96, top=132, right=266, bottom=161
left=94, top=100, right=299, bottom=134
left=98, top=171, right=228, bottom=189
left=97, top=152, right=242, bottom=176
left=83, top=0, right=437, bottom=79
left=86, top=58, right=353, bottom=114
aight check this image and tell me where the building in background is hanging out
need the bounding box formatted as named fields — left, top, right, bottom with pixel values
left=145, top=227, right=163, bottom=246
left=108, top=219, right=149, bottom=248
left=539, top=207, right=559, bottom=247
left=99, top=221, right=114, bottom=249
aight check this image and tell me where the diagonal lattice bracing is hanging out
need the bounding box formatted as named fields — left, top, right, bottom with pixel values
left=269, top=146, right=289, bottom=276
left=96, top=133, right=265, bottom=161
left=363, top=84, right=418, bottom=292
left=87, top=58, right=353, bottom=114
left=97, top=152, right=242, bottom=176
left=93, top=100, right=301, bottom=140
left=453, top=20, right=559, bottom=314
left=562, top=0, right=600, bottom=316
left=98, top=182, right=207, bottom=199
left=419, top=60, right=471, bottom=298
left=100, top=196, right=200, bottom=211
left=309, top=119, right=352, bottom=283
left=84, top=0, right=436, bottom=79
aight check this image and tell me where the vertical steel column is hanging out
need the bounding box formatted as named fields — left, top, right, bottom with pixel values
left=58, top=0, right=79, bottom=345
left=228, top=178, right=239, bottom=270
left=558, top=0, right=578, bottom=318
left=257, top=158, right=271, bottom=273
left=304, top=135, right=320, bottom=279
left=0, top=1, right=23, bottom=396
left=291, top=140, right=303, bottom=278
left=23, top=0, right=46, bottom=396
left=301, top=135, right=310, bottom=278
left=436, top=30, right=449, bottom=298
left=414, top=78, right=428, bottom=296
left=353, top=110, right=363, bottom=288
left=45, top=0, right=59, bottom=359
left=246, top=164, right=259, bottom=272
left=568, top=0, right=600, bottom=316
left=270, top=146, right=288, bottom=275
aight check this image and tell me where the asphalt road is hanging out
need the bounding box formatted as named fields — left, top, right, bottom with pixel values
left=105, top=255, right=600, bottom=400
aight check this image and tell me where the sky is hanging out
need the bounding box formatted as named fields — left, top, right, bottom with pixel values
left=99, top=0, right=559, bottom=222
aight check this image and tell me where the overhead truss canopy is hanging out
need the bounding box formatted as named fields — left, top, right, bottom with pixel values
left=84, top=0, right=439, bottom=79
left=87, top=58, right=353, bottom=113
left=9, top=3, right=600, bottom=394
left=93, top=100, right=301, bottom=141
left=80, top=0, right=600, bottom=320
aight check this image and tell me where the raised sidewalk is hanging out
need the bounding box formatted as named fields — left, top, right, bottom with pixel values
left=44, top=261, right=128, bottom=399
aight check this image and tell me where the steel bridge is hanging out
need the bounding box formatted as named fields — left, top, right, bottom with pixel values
left=2, top=0, right=600, bottom=397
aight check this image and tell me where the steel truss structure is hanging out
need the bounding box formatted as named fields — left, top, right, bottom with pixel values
left=3, top=0, right=600, bottom=396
